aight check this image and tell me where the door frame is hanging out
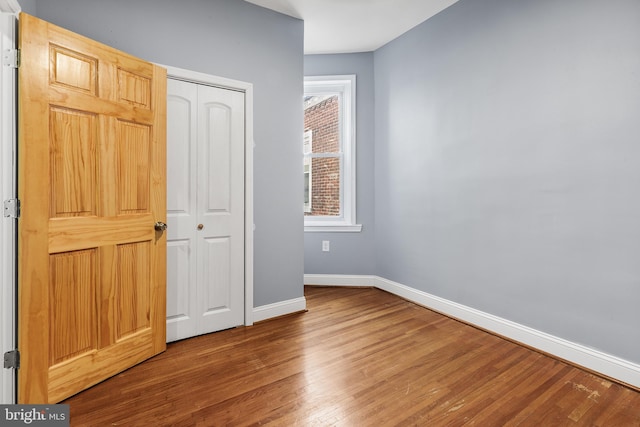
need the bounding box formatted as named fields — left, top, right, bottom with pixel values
left=163, top=65, right=254, bottom=327
left=0, top=0, right=20, bottom=405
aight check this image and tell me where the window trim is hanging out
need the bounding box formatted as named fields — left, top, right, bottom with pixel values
left=304, top=75, right=361, bottom=233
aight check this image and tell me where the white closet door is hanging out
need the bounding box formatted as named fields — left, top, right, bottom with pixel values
left=196, top=85, right=245, bottom=334
left=166, top=79, right=198, bottom=341
left=166, top=78, right=245, bottom=342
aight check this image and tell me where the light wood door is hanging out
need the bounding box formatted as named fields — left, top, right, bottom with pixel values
left=166, top=79, right=244, bottom=342
left=17, top=13, right=167, bottom=403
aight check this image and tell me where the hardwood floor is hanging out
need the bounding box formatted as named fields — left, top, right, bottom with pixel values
left=63, top=286, right=640, bottom=426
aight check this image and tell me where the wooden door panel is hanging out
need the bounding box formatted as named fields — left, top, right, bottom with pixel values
left=49, top=107, right=97, bottom=217
left=117, top=120, right=151, bottom=213
left=49, top=249, right=97, bottom=365
left=50, top=44, right=98, bottom=94
left=116, top=241, right=151, bottom=338
left=118, top=69, right=152, bottom=108
left=18, top=13, right=166, bottom=403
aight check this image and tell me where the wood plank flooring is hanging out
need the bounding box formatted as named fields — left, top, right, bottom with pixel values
left=63, top=286, right=640, bottom=426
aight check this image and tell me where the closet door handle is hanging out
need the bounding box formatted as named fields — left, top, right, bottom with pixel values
left=154, top=221, right=168, bottom=231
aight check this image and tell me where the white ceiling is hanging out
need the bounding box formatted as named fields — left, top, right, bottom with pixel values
left=245, top=0, right=460, bottom=54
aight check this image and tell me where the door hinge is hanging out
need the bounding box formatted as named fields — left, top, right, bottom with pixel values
left=3, top=198, right=20, bottom=218
left=2, top=48, right=19, bottom=68
left=4, top=350, right=20, bottom=369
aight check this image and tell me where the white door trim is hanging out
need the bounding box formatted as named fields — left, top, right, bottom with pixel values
left=0, top=1, right=20, bottom=14
left=161, top=64, right=254, bottom=326
left=0, top=3, right=19, bottom=405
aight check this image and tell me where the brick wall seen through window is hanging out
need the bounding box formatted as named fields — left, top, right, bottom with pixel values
left=304, top=95, right=341, bottom=216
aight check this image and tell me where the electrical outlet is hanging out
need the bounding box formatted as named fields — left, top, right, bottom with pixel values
left=322, top=240, right=330, bottom=252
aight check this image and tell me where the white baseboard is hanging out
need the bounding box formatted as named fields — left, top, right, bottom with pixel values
left=304, top=274, right=377, bottom=287
left=253, top=296, right=307, bottom=323
left=304, top=274, right=640, bottom=389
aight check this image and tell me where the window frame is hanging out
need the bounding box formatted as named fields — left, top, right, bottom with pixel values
left=303, top=129, right=312, bottom=213
left=304, top=75, right=361, bottom=232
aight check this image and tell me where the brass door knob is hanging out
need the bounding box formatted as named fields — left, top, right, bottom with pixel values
left=197, top=224, right=204, bottom=230
left=154, top=221, right=168, bottom=231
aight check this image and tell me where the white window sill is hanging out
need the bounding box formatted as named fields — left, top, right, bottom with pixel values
left=304, top=223, right=363, bottom=233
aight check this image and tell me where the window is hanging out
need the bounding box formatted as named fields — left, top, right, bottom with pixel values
left=303, top=75, right=361, bottom=232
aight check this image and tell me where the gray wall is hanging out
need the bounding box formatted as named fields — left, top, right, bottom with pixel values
left=303, top=53, right=376, bottom=275
left=375, top=0, right=640, bottom=363
left=18, top=0, right=36, bottom=14
left=32, top=0, right=305, bottom=307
